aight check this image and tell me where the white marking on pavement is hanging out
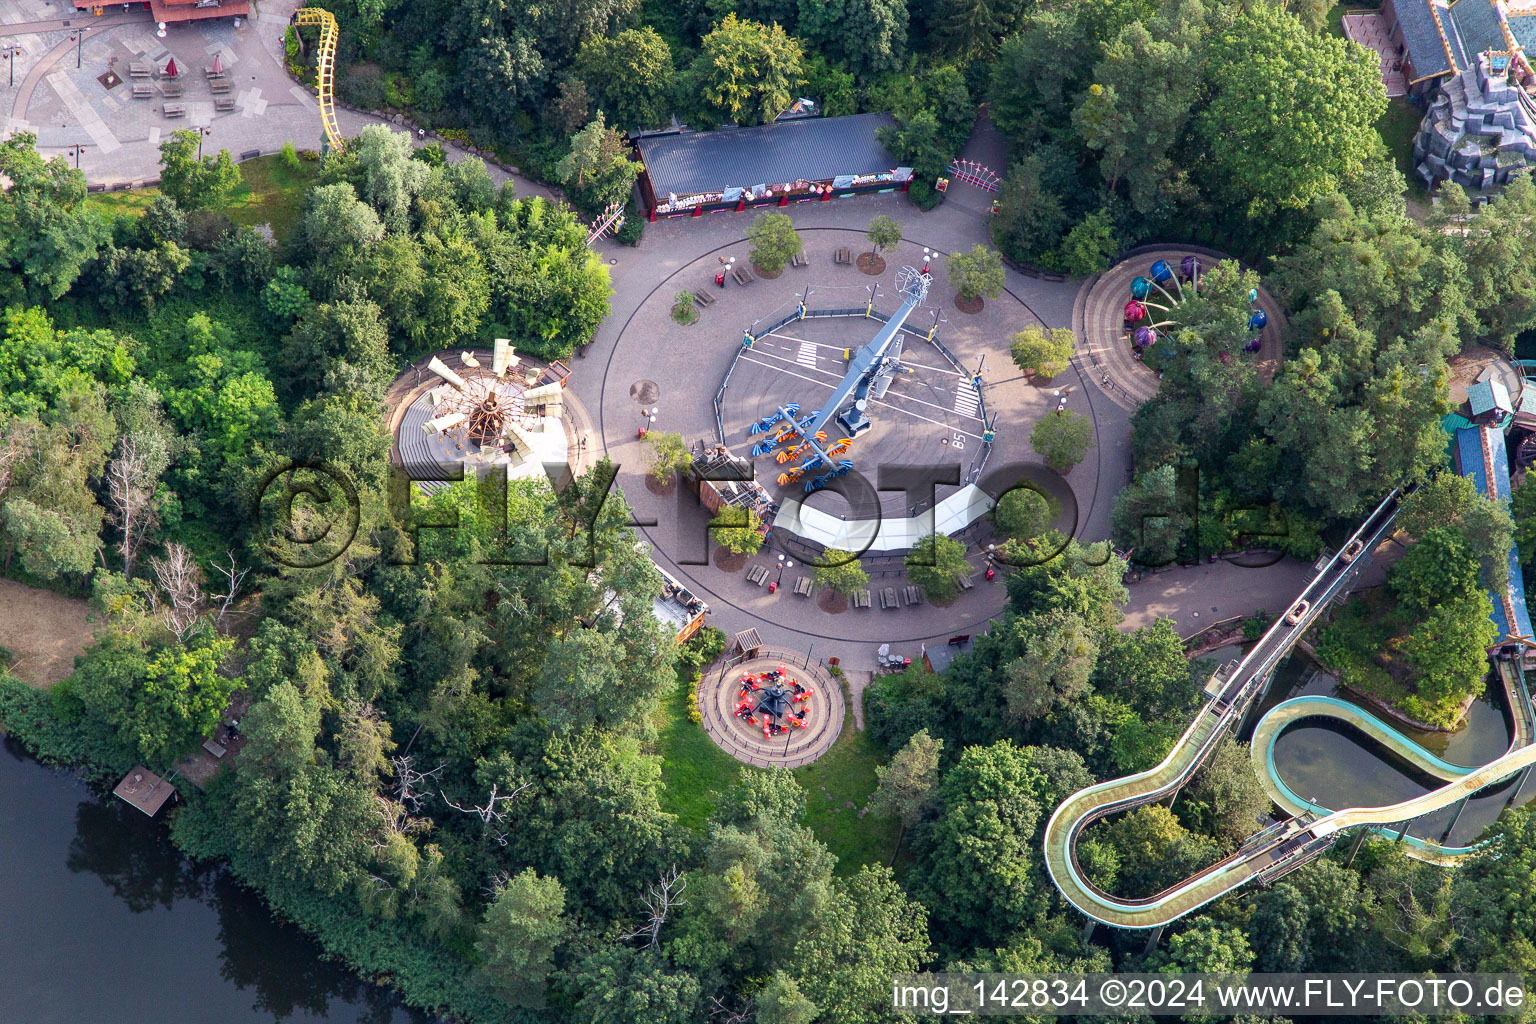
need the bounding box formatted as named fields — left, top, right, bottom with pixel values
left=44, top=69, right=120, bottom=153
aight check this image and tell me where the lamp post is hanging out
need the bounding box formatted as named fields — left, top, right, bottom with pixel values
left=776, top=552, right=785, bottom=584
left=2, top=46, right=20, bottom=89
left=197, top=125, right=212, bottom=161
left=69, top=28, right=86, bottom=69
left=66, top=143, right=86, bottom=169
left=922, top=248, right=931, bottom=275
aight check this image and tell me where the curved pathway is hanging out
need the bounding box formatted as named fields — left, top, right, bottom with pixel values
left=701, top=654, right=845, bottom=768
left=1079, top=248, right=1286, bottom=411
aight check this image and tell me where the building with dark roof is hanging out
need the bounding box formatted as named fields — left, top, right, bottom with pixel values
left=1381, top=0, right=1536, bottom=94
left=632, top=113, right=912, bottom=221
left=73, top=0, right=249, bottom=26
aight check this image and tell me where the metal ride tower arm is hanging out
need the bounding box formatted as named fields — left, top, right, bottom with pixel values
left=800, top=267, right=929, bottom=441
left=292, top=8, right=345, bottom=154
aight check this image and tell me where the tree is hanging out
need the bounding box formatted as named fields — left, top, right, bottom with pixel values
left=1180, top=738, right=1270, bottom=848
left=869, top=728, right=942, bottom=855
left=915, top=740, right=1049, bottom=943
left=1389, top=526, right=1482, bottom=613
left=992, top=486, right=1059, bottom=542
left=796, top=0, right=909, bottom=80
left=279, top=298, right=394, bottom=403
left=1099, top=804, right=1219, bottom=898
left=790, top=865, right=929, bottom=1023
left=157, top=130, right=243, bottom=211
left=1009, top=325, right=1075, bottom=381
left=568, top=946, right=701, bottom=1024
left=105, top=428, right=172, bottom=579
left=814, top=548, right=869, bottom=595
left=0, top=133, right=108, bottom=302
left=990, top=153, right=1069, bottom=266
left=905, top=532, right=971, bottom=600
left=756, top=970, right=818, bottom=1024
left=932, top=0, right=1024, bottom=57
left=710, top=505, right=764, bottom=556
left=476, top=868, right=569, bottom=1009
left=999, top=609, right=1097, bottom=721
left=547, top=77, right=593, bottom=136
left=946, top=244, right=1005, bottom=302
left=1031, top=410, right=1094, bottom=474
left=746, top=212, right=803, bottom=273
left=1146, top=918, right=1254, bottom=974
left=296, top=183, right=386, bottom=293
left=352, top=124, right=430, bottom=233
left=1197, top=2, right=1386, bottom=218
left=1057, top=207, right=1118, bottom=277
left=575, top=28, right=676, bottom=131
left=865, top=214, right=903, bottom=256
left=72, top=631, right=239, bottom=768
left=693, top=14, right=804, bottom=127
left=645, top=431, right=692, bottom=483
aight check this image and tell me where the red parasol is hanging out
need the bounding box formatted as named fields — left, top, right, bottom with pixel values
left=210, top=52, right=223, bottom=75
left=164, top=57, right=179, bottom=77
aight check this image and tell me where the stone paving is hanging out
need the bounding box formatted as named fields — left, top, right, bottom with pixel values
left=700, top=653, right=844, bottom=768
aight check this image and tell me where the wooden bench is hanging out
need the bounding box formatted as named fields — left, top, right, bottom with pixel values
left=161, top=81, right=183, bottom=98
left=214, top=96, right=236, bottom=112
left=693, top=289, right=716, bottom=308
left=958, top=574, right=975, bottom=590
left=128, top=61, right=153, bottom=78
left=791, top=252, right=809, bottom=268
left=746, top=565, right=769, bottom=586
left=131, top=83, right=153, bottom=99
left=853, top=589, right=871, bottom=608
left=793, top=576, right=813, bottom=597
left=881, top=586, right=898, bottom=609
left=210, top=78, right=232, bottom=94
left=732, top=265, right=754, bottom=285
left=904, top=585, right=921, bottom=606
left=162, top=103, right=186, bottom=118
left=835, top=247, right=853, bottom=264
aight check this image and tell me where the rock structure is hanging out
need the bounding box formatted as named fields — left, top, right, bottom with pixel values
left=1415, top=51, right=1536, bottom=191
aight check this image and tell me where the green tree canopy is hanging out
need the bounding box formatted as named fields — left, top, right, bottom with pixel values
left=746, top=212, right=803, bottom=273
left=1031, top=410, right=1094, bottom=474
left=946, top=243, right=1005, bottom=302
left=158, top=129, right=244, bottom=212
left=905, top=532, right=971, bottom=600
left=1009, top=325, right=1075, bottom=381
left=576, top=28, right=677, bottom=131
left=693, top=15, right=804, bottom=127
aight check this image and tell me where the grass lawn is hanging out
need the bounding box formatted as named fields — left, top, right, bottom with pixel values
left=652, top=666, right=900, bottom=873
left=84, top=153, right=320, bottom=243
left=1379, top=97, right=1425, bottom=188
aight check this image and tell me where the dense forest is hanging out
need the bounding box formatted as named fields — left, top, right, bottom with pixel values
left=10, top=0, right=1536, bottom=1020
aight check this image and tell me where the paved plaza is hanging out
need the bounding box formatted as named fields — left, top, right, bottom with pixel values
left=0, top=9, right=1317, bottom=675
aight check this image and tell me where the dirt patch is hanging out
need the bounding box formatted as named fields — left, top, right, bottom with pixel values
left=645, top=474, right=676, bottom=497
left=955, top=293, right=984, bottom=314
left=753, top=264, right=784, bottom=280
left=0, top=579, right=95, bottom=688
left=1446, top=345, right=1512, bottom=407
left=817, top=590, right=849, bottom=614
left=713, top=547, right=748, bottom=573
left=857, top=252, right=886, bottom=276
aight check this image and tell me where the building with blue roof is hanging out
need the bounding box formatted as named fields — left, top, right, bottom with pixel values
left=1453, top=425, right=1534, bottom=643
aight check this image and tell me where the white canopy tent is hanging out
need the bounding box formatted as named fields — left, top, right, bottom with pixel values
left=773, top=484, right=994, bottom=552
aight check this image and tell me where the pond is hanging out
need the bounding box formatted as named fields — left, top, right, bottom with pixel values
left=1240, top=652, right=1532, bottom=849
left=0, top=737, right=430, bottom=1024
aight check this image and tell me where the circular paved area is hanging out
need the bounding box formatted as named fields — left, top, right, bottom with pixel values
left=599, top=225, right=1077, bottom=646
left=1080, top=248, right=1286, bottom=411
left=701, top=654, right=845, bottom=768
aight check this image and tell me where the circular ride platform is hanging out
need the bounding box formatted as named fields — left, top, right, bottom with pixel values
left=1079, top=248, right=1285, bottom=410
left=700, top=653, right=845, bottom=768
left=719, top=312, right=990, bottom=529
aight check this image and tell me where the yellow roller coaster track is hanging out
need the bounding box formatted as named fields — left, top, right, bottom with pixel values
left=293, top=7, right=345, bottom=154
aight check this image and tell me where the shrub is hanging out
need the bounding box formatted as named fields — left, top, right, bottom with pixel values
left=1241, top=613, right=1270, bottom=640
left=616, top=211, right=644, bottom=246
left=339, top=64, right=386, bottom=109
left=671, top=291, right=698, bottom=325
left=280, top=141, right=300, bottom=170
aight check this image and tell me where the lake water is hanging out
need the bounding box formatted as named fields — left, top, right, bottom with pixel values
left=1240, top=652, right=1533, bottom=849
left=0, top=737, right=429, bottom=1024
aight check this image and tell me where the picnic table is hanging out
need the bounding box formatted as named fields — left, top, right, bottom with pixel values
left=732, top=265, right=754, bottom=285
left=793, top=576, right=813, bottom=597
left=903, top=585, right=921, bottom=606
left=161, top=80, right=183, bottom=97
left=746, top=565, right=769, bottom=586
left=791, top=252, right=809, bottom=268
left=958, top=574, right=975, bottom=590
left=835, top=247, right=853, bottom=265
left=131, top=83, right=153, bottom=99
left=210, top=78, right=232, bottom=94
left=128, top=61, right=153, bottom=78
left=694, top=289, right=716, bottom=308
left=215, top=96, right=236, bottom=112
left=881, top=586, right=898, bottom=609
left=853, top=589, right=871, bottom=608
left=162, top=103, right=186, bottom=118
